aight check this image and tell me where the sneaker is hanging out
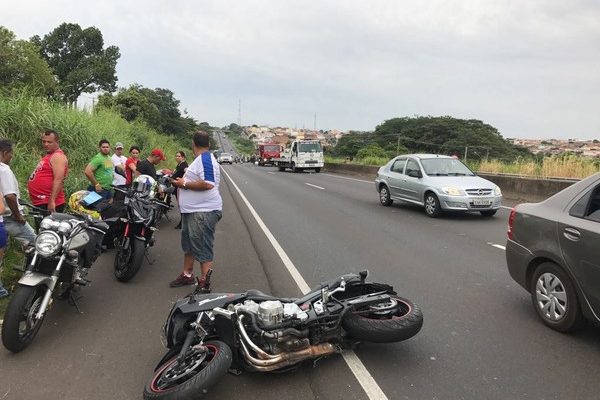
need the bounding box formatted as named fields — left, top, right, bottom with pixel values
left=169, top=273, right=195, bottom=287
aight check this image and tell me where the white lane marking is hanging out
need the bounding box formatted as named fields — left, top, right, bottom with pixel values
left=267, top=172, right=276, bottom=175
left=500, top=206, right=512, bottom=210
left=321, top=173, right=373, bottom=184
left=305, top=183, right=325, bottom=190
left=488, top=242, right=506, bottom=250
left=221, top=169, right=389, bottom=400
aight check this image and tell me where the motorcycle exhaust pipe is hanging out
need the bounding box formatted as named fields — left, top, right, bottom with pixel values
left=239, top=339, right=336, bottom=371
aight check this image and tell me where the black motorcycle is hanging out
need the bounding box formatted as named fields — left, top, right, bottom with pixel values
left=113, top=181, right=169, bottom=282
left=143, top=271, right=423, bottom=399
left=1, top=211, right=110, bottom=353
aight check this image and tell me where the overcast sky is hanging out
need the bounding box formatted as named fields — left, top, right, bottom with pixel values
left=4, top=0, right=600, bottom=139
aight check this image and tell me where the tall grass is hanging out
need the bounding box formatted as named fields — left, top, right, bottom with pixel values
left=0, top=92, right=183, bottom=310
left=474, top=156, right=600, bottom=179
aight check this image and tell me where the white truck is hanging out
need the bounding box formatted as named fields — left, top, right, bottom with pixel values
left=274, top=139, right=324, bottom=173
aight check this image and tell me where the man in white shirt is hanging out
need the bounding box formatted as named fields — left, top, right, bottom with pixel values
left=0, top=139, right=36, bottom=246
left=169, top=131, right=222, bottom=293
left=111, top=142, right=128, bottom=201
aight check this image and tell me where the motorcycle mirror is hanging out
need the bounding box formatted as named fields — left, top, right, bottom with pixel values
left=359, top=270, right=369, bottom=283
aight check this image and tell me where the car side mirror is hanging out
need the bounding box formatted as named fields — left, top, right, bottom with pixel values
left=408, top=170, right=422, bottom=178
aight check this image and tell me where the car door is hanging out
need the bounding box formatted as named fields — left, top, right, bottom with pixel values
left=558, top=183, right=600, bottom=315
left=386, top=157, right=407, bottom=198
left=402, top=158, right=424, bottom=203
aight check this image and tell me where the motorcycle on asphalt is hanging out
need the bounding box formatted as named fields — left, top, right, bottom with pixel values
left=143, top=270, right=423, bottom=399
left=112, top=175, right=170, bottom=282
left=1, top=206, right=112, bottom=353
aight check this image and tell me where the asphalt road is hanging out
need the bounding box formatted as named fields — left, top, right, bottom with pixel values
left=220, top=162, right=600, bottom=400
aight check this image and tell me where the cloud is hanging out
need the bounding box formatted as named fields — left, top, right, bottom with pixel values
left=3, top=0, right=600, bottom=138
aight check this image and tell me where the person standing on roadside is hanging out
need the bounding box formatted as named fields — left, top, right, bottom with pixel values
left=27, top=130, right=69, bottom=213
left=84, top=139, right=114, bottom=201
left=135, top=148, right=166, bottom=180
left=169, top=131, right=222, bottom=292
left=0, top=139, right=36, bottom=246
left=111, top=142, right=128, bottom=201
left=125, top=146, right=141, bottom=186
left=172, top=150, right=188, bottom=229
left=0, top=191, right=9, bottom=298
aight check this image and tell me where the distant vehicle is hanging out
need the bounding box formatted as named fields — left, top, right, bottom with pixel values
left=217, top=153, right=233, bottom=164
left=274, top=140, right=324, bottom=173
left=375, top=154, right=502, bottom=217
left=506, top=172, right=600, bottom=332
left=257, top=143, right=281, bottom=166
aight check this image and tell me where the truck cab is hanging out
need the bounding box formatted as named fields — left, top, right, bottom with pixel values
left=275, top=140, right=324, bottom=173
left=257, top=143, right=281, bottom=166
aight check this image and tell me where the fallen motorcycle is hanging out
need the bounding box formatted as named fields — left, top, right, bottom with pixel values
left=1, top=210, right=111, bottom=353
left=143, top=271, right=423, bottom=399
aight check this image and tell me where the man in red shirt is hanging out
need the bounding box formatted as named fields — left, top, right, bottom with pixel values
left=27, top=130, right=69, bottom=212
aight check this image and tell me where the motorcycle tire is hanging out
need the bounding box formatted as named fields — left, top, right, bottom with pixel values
left=143, top=340, right=232, bottom=400
left=1, top=285, right=47, bottom=353
left=342, top=295, right=423, bottom=343
left=114, top=237, right=146, bottom=282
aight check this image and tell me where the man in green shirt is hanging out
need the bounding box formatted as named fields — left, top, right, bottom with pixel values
left=84, top=139, right=114, bottom=200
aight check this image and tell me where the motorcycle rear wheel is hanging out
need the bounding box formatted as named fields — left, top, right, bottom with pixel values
left=143, top=341, right=232, bottom=400
left=1, top=285, right=47, bottom=353
left=342, top=295, right=423, bottom=343
left=114, top=237, right=146, bottom=282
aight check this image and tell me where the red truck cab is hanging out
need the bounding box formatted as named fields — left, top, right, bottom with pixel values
left=257, top=143, right=281, bottom=166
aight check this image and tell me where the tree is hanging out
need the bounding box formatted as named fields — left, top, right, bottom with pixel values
left=32, top=23, right=120, bottom=104
left=0, top=26, right=55, bottom=95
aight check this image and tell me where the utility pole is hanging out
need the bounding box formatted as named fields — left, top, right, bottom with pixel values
left=314, top=112, right=317, bottom=133
left=464, top=146, right=468, bottom=162
left=397, top=131, right=402, bottom=154
left=237, top=99, right=242, bottom=126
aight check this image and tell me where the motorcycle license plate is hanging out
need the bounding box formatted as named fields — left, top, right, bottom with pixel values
left=473, top=198, right=492, bottom=206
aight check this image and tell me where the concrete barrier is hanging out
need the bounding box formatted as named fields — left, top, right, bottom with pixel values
left=324, top=163, right=579, bottom=202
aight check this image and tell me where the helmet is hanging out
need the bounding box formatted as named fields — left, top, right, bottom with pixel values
left=68, top=191, right=102, bottom=219
left=132, top=174, right=157, bottom=198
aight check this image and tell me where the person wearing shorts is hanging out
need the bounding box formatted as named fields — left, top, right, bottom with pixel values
left=169, top=131, right=222, bottom=293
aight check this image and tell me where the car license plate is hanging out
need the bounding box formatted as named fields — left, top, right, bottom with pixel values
left=473, top=198, right=492, bottom=206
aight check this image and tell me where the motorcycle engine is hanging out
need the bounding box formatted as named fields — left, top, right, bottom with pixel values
left=258, top=301, right=284, bottom=327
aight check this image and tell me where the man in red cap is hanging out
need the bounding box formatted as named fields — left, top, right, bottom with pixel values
left=135, top=148, right=166, bottom=180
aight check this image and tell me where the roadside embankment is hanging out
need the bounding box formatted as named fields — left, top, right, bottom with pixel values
left=324, top=163, right=579, bottom=202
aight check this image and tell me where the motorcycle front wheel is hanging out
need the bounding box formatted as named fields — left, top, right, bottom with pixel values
left=114, top=237, right=146, bottom=282
left=342, top=295, right=423, bottom=343
left=1, top=285, right=47, bottom=352
left=143, top=341, right=232, bottom=400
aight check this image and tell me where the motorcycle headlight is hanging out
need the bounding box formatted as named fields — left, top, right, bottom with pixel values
left=494, top=185, right=502, bottom=196
left=35, top=231, right=62, bottom=257
left=442, top=187, right=465, bottom=196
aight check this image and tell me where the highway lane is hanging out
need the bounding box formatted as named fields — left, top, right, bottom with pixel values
left=222, top=163, right=600, bottom=400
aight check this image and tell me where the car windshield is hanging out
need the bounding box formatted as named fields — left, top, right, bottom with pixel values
left=299, top=142, right=322, bottom=152
left=263, top=145, right=279, bottom=152
left=420, top=158, right=475, bottom=176
left=221, top=153, right=231, bottom=157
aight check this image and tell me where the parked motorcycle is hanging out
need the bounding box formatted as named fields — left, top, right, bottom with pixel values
left=1, top=211, right=110, bottom=353
left=113, top=176, right=169, bottom=282
left=143, top=271, right=423, bottom=399
left=155, top=170, right=175, bottom=223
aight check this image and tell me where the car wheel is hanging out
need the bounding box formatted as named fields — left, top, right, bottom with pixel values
left=379, top=186, right=393, bottom=206
left=480, top=210, right=497, bottom=217
left=530, top=262, right=584, bottom=332
left=424, top=193, right=442, bottom=218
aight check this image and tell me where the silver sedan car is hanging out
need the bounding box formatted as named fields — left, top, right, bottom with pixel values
left=375, top=154, right=502, bottom=217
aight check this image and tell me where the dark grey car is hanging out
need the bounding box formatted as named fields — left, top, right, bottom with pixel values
left=506, top=172, right=600, bottom=332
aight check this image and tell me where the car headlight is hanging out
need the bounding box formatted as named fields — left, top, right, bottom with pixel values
left=442, top=187, right=465, bottom=196
left=264, top=158, right=267, bottom=162
left=35, top=231, right=62, bottom=257
left=494, top=185, right=502, bottom=196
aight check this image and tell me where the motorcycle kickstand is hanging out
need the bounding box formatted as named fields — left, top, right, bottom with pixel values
left=145, top=250, right=156, bottom=265
left=68, top=292, right=84, bottom=314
